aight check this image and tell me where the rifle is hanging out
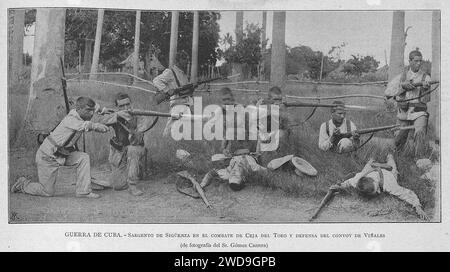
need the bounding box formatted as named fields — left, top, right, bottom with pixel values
left=330, top=124, right=400, bottom=147
left=309, top=187, right=339, bottom=221
left=177, top=171, right=213, bottom=209
left=400, top=80, right=440, bottom=93
left=128, top=109, right=205, bottom=121
left=155, top=76, right=226, bottom=104
left=283, top=101, right=370, bottom=110
left=60, top=57, right=70, bottom=114
left=36, top=58, right=72, bottom=145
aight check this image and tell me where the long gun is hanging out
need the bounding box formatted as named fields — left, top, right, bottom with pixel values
left=60, top=57, right=70, bottom=114
left=177, top=171, right=213, bottom=209
left=309, top=187, right=338, bottom=221
left=61, top=57, right=85, bottom=151
left=283, top=101, right=370, bottom=110
left=155, top=76, right=226, bottom=104
left=398, top=80, right=440, bottom=96
left=331, top=124, right=400, bottom=147
left=128, top=109, right=205, bottom=121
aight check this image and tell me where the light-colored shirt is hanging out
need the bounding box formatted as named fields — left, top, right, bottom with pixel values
left=39, top=109, right=100, bottom=162
left=153, top=65, right=192, bottom=107
left=318, top=119, right=357, bottom=151
left=341, top=165, right=422, bottom=208
left=384, top=68, right=431, bottom=120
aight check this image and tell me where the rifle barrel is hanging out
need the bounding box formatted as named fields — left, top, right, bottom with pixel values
left=129, top=110, right=173, bottom=118
left=356, top=124, right=399, bottom=135
left=284, top=102, right=370, bottom=110
left=309, top=190, right=336, bottom=221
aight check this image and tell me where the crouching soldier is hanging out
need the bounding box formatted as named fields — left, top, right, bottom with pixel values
left=201, top=87, right=267, bottom=191
left=330, top=153, right=429, bottom=221
left=11, top=97, right=110, bottom=198
left=318, top=100, right=360, bottom=153
left=99, top=93, right=157, bottom=196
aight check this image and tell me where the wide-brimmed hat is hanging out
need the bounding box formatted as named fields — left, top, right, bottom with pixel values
left=267, top=155, right=294, bottom=170
left=291, top=156, right=318, bottom=176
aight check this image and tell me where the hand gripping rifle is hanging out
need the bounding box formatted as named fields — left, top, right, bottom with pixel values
left=330, top=124, right=400, bottom=148
left=155, top=76, right=226, bottom=105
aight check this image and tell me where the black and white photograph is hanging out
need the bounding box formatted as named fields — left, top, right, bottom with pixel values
left=2, top=0, right=449, bottom=252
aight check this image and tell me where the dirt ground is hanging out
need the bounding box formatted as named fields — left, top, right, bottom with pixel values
left=8, top=147, right=431, bottom=224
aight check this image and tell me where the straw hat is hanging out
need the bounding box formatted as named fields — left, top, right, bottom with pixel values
left=291, top=156, right=318, bottom=176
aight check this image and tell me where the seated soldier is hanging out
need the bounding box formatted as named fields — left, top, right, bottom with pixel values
left=201, top=87, right=267, bottom=191
left=318, top=100, right=360, bottom=153
left=11, top=97, right=110, bottom=198
left=331, top=153, right=429, bottom=221
left=99, top=93, right=157, bottom=196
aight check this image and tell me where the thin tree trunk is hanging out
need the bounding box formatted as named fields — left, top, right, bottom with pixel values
left=169, top=11, right=179, bottom=68
left=90, top=9, right=104, bottom=80
left=190, top=11, right=199, bottom=83
left=235, top=11, right=244, bottom=44
left=133, top=10, right=141, bottom=81
left=431, top=11, right=440, bottom=140
left=270, top=11, right=286, bottom=88
left=83, top=39, right=93, bottom=73
left=388, top=11, right=405, bottom=81
left=9, top=9, right=25, bottom=87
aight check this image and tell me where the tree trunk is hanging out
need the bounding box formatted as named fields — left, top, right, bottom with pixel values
left=235, top=11, right=244, bottom=44
left=169, top=11, right=179, bottom=68
left=15, top=8, right=66, bottom=148
left=90, top=9, right=104, bottom=79
left=83, top=39, right=93, bottom=73
left=388, top=11, right=405, bottom=81
left=190, top=11, right=199, bottom=83
left=270, top=11, right=286, bottom=88
left=430, top=11, right=440, bottom=140
left=133, top=10, right=141, bottom=81
left=260, top=11, right=267, bottom=80
left=9, top=9, right=25, bottom=87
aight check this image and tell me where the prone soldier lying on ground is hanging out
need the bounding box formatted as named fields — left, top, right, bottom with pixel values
left=330, top=153, right=429, bottom=221
left=11, top=97, right=110, bottom=198
left=200, top=87, right=267, bottom=191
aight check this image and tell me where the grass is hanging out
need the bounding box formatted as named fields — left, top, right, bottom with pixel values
left=8, top=79, right=439, bottom=220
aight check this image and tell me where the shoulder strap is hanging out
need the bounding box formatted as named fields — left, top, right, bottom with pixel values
left=47, top=130, right=77, bottom=148
left=171, top=68, right=181, bottom=88
left=346, top=119, right=351, bottom=133
left=325, top=120, right=330, bottom=137
left=400, top=67, right=408, bottom=82
left=421, top=71, right=427, bottom=81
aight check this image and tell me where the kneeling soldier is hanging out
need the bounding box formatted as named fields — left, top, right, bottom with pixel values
left=100, top=93, right=157, bottom=196
left=11, top=97, right=110, bottom=198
